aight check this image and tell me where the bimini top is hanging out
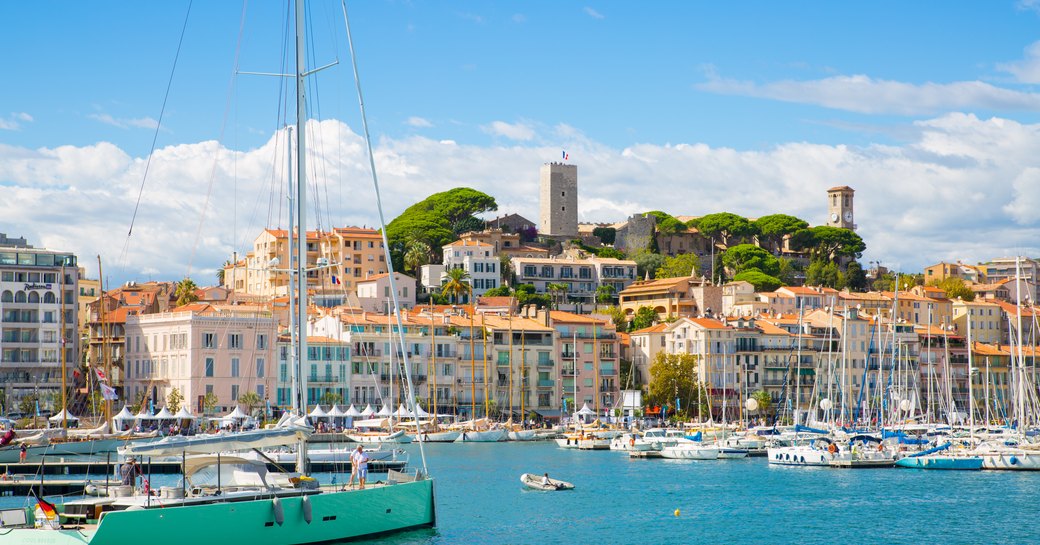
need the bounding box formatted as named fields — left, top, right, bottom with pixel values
left=123, top=426, right=312, bottom=457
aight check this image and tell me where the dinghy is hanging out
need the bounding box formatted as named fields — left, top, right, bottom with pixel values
left=520, top=473, right=574, bottom=491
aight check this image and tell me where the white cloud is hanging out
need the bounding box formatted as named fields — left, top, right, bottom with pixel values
left=0, top=112, right=33, bottom=131
left=482, top=120, right=536, bottom=141
left=584, top=7, right=605, bottom=19
left=1017, top=0, right=1040, bottom=13
left=1, top=115, right=1038, bottom=284
left=695, top=73, right=1040, bottom=115
left=406, top=116, right=433, bottom=128
left=997, top=40, right=1040, bottom=84
left=88, top=113, right=160, bottom=130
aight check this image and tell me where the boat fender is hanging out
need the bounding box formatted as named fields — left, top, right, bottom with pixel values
left=301, top=495, right=313, bottom=523
left=272, top=497, right=284, bottom=526
left=1010, top=456, right=1019, bottom=465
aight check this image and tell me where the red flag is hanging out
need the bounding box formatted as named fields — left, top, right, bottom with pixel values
left=95, top=368, right=107, bottom=382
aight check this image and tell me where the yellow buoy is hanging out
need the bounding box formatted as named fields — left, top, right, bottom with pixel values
left=674, top=509, right=680, bottom=517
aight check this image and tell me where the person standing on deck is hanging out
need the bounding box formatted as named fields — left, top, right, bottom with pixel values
left=350, top=445, right=370, bottom=489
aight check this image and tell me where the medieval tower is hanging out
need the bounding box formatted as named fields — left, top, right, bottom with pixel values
left=539, top=162, right=578, bottom=239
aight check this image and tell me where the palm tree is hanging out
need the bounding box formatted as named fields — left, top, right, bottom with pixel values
left=404, top=241, right=431, bottom=273
left=442, top=267, right=472, bottom=304
left=546, top=282, right=568, bottom=310
left=175, top=277, right=199, bottom=307
left=238, top=391, right=263, bottom=417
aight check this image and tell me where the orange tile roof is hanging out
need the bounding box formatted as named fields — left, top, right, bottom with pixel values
left=477, top=296, right=515, bottom=307
left=549, top=310, right=607, bottom=324
left=684, top=317, right=731, bottom=330
left=630, top=323, right=669, bottom=335
left=445, top=240, right=493, bottom=248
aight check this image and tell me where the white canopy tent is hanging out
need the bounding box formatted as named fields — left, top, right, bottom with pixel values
left=360, top=404, right=376, bottom=417
left=112, top=405, right=135, bottom=431
left=308, top=405, right=327, bottom=419
left=394, top=404, right=410, bottom=417
left=135, top=408, right=155, bottom=420
left=48, top=409, right=79, bottom=423
left=376, top=405, right=392, bottom=417
left=174, top=407, right=196, bottom=420
left=223, top=406, right=249, bottom=420
left=345, top=404, right=363, bottom=417
left=326, top=405, right=346, bottom=418
left=154, top=407, right=175, bottom=420
left=576, top=403, right=596, bottom=416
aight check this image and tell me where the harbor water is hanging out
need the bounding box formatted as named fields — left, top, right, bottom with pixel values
left=5, top=441, right=1039, bottom=544
left=367, top=442, right=1038, bottom=544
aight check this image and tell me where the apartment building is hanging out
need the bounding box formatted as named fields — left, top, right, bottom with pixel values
left=223, top=227, right=387, bottom=298
left=0, top=239, right=79, bottom=408
left=511, top=253, right=637, bottom=305
left=618, top=275, right=721, bottom=320
left=442, top=240, right=499, bottom=298
left=550, top=311, right=621, bottom=415
left=274, top=335, right=350, bottom=410
left=123, top=303, right=277, bottom=416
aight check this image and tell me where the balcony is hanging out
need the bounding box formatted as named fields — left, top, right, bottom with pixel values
left=561, top=353, right=577, bottom=360
left=561, top=366, right=576, bottom=376
left=599, top=369, right=617, bottom=376
left=537, top=379, right=555, bottom=388
left=537, top=360, right=555, bottom=368
left=599, top=353, right=617, bottom=360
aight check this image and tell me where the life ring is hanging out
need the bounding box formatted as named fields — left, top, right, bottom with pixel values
left=827, top=443, right=837, bottom=455
left=629, top=437, right=636, bottom=447
left=1010, top=456, right=1019, bottom=465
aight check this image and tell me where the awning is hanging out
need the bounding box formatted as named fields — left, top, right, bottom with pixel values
left=533, top=409, right=564, bottom=418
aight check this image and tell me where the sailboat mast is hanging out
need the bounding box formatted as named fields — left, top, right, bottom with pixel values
left=294, top=0, right=310, bottom=475
left=481, top=313, right=488, bottom=417
left=60, top=260, right=67, bottom=430
left=97, top=255, right=111, bottom=427
left=1015, top=257, right=1026, bottom=430
left=469, top=313, right=475, bottom=419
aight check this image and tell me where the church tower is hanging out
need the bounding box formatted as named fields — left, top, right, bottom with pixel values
left=827, top=186, right=855, bottom=230
left=539, top=163, right=578, bottom=239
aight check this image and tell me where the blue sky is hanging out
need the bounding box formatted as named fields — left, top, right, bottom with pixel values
left=1, top=1, right=1039, bottom=284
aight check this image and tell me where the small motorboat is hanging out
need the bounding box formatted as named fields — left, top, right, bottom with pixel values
left=520, top=473, right=574, bottom=491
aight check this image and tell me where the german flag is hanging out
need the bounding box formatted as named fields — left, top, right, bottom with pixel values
left=37, top=497, right=57, bottom=520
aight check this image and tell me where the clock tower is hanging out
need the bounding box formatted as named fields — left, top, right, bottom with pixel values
left=827, top=186, right=855, bottom=230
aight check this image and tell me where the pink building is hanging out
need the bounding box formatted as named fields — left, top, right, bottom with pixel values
left=124, top=303, right=276, bottom=416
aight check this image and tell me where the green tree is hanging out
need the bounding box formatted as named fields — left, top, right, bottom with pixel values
left=320, top=390, right=343, bottom=406
left=482, top=286, right=512, bottom=297
left=733, top=270, right=783, bottom=292
left=592, top=226, right=617, bottom=245
left=696, top=212, right=757, bottom=246
left=721, top=244, right=780, bottom=277
left=646, top=352, right=703, bottom=420
left=216, top=260, right=230, bottom=285
left=18, top=393, right=38, bottom=416
left=753, top=214, right=809, bottom=253
left=238, top=391, right=262, bottom=416
left=631, top=306, right=658, bottom=331
left=175, top=277, right=199, bottom=307
left=929, top=277, right=975, bottom=301
left=403, top=241, right=431, bottom=273
left=499, top=254, right=514, bottom=287
left=790, top=226, right=866, bottom=262
left=631, top=250, right=666, bottom=280
left=202, top=392, right=219, bottom=416
left=596, top=284, right=616, bottom=305
left=515, top=284, right=551, bottom=309
left=656, top=253, right=702, bottom=279
left=844, top=261, right=868, bottom=291
left=644, top=211, right=685, bottom=235
left=751, top=390, right=773, bottom=420
left=166, top=387, right=184, bottom=413
left=604, top=306, right=628, bottom=332
left=442, top=267, right=472, bottom=304
left=546, top=282, right=569, bottom=309
left=806, top=260, right=845, bottom=289
left=386, top=187, right=498, bottom=269
left=776, top=257, right=798, bottom=286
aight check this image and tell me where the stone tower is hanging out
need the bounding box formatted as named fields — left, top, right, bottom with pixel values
left=539, top=162, right=578, bottom=238
left=826, top=186, right=855, bottom=230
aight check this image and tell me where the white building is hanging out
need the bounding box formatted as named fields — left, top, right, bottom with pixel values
left=0, top=237, right=79, bottom=409
left=356, top=273, right=416, bottom=313
left=511, top=253, right=637, bottom=305
left=442, top=240, right=499, bottom=298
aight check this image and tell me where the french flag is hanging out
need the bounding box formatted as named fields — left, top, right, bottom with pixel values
left=562, top=150, right=569, bottom=161
left=331, top=275, right=341, bottom=285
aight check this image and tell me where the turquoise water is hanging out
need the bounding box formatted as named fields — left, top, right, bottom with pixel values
left=366, top=442, right=1040, bottom=545
left=7, top=442, right=1040, bottom=543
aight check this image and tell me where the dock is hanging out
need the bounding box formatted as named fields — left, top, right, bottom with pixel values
left=0, top=459, right=406, bottom=477
left=628, top=451, right=664, bottom=459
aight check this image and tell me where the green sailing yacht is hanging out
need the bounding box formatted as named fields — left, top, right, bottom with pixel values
left=0, top=2, right=435, bottom=542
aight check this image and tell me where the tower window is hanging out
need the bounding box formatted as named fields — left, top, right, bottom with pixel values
left=562, top=191, right=566, bottom=197
left=562, top=206, right=566, bottom=211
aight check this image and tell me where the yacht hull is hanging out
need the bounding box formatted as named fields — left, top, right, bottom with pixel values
left=2, top=479, right=435, bottom=545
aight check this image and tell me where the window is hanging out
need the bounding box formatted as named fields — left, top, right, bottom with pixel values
left=229, top=333, right=242, bottom=350
left=256, top=334, right=267, bottom=350
left=256, top=358, right=265, bottom=378
left=231, top=385, right=239, bottom=402
left=231, top=358, right=240, bottom=377
left=203, top=333, right=215, bottom=349
left=205, top=358, right=214, bottom=377
left=257, top=385, right=265, bottom=400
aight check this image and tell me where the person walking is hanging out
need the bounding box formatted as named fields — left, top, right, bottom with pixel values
left=120, top=456, right=140, bottom=486
left=19, top=443, right=27, bottom=463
